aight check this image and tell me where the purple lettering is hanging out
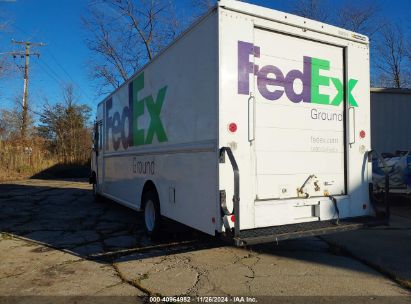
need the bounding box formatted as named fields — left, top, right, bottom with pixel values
left=112, top=111, right=121, bottom=151
left=105, top=98, right=113, bottom=150
left=120, top=107, right=131, bottom=149
left=257, top=65, right=285, bottom=101
left=302, top=56, right=312, bottom=103
left=238, top=41, right=260, bottom=95
left=284, top=56, right=312, bottom=103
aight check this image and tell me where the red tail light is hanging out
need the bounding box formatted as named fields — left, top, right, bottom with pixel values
left=228, top=123, right=237, bottom=133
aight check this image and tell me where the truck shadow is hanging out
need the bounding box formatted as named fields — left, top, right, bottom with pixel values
left=0, top=180, right=221, bottom=264
left=30, top=163, right=90, bottom=180
left=0, top=180, right=400, bottom=276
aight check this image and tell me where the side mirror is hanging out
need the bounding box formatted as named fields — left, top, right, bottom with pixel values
left=93, top=122, right=99, bottom=156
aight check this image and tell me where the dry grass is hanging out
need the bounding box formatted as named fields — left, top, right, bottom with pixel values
left=0, top=141, right=57, bottom=182
left=0, top=134, right=92, bottom=181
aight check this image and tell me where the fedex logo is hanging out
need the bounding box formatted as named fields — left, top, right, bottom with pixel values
left=106, top=72, right=168, bottom=151
left=238, top=41, right=358, bottom=107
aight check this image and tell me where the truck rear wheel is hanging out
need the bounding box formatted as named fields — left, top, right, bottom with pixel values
left=91, top=172, right=102, bottom=203
left=143, top=191, right=162, bottom=238
left=92, top=183, right=103, bottom=203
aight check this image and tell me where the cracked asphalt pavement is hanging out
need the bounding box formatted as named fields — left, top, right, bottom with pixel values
left=0, top=179, right=410, bottom=299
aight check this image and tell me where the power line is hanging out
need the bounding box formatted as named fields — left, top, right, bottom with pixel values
left=11, top=24, right=93, bottom=102
left=45, top=49, right=93, bottom=100
left=37, top=59, right=66, bottom=87
left=10, top=39, right=45, bottom=140
left=38, top=57, right=67, bottom=87
left=37, top=58, right=94, bottom=107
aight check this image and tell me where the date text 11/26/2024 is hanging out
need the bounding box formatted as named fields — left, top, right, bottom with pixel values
left=149, top=296, right=258, bottom=303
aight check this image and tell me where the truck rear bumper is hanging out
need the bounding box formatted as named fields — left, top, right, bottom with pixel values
left=233, top=216, right=387, bottom=246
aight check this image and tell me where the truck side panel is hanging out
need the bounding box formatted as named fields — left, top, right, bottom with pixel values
left=98, top=12, right=220, bottom=235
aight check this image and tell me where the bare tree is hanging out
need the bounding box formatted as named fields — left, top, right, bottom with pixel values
left=0, top=56, right=9, bottom=79
left=0, top=11, right=10, bottom=32
left=375, top=23, right=408, bottom=88
left=190, top=0, right=216, bottom=17
left=38, top=85, right=92, bottom=163
left=0, top=108, right=21, bottom=142
left=83, top=0, right=179, bottom=93
left=0, top=94, right=34, bottom=143
left=408, top=39, right=411, bottom=70
left=290, top=0, right=382, bottom=36
left=337, top=2, right=383, bottom=36
left=0, top=22, right=6, bottom=32
left=291, top=0, right=329, bottom=22
left=0, top=16, right=10, bottom=79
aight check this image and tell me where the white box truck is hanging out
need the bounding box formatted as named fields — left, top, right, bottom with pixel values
left=90, top=0, right=389, bottom=246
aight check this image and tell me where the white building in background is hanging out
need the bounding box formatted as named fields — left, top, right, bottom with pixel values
left=371, top=88, right=411, bottom=155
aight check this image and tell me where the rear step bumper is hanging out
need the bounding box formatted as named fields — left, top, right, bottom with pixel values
left=234, top=216, right=387, bottom=246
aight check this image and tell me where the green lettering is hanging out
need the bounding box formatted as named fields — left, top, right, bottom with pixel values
left=330, top=77, right=343, bottom=106
left=348, top=79, right=358, bottom=107
left=311, top=58, right=330, bottom=105
left=145, top=86, right=168, bottom=144
left=133, top=73, right=145, bottom=146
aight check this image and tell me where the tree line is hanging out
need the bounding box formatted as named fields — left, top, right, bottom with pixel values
left=0, top=84, right=91, bottom=180
left=83, top=0, right=411, bottom=90
left=290, top=0, right=410, bottom=88
left=0, top=0, right=410, bottom=180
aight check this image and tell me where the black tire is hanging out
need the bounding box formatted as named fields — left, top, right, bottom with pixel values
left=142, top=190, right=162, bottom=238
left=92, top=180, right=103, bottom=203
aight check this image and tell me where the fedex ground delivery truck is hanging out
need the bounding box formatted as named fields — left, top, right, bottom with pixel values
left=90, top=0, right=389, bottom=246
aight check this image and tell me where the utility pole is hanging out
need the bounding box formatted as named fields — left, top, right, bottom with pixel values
left=11, top=40, right=45, bottom=142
